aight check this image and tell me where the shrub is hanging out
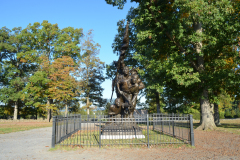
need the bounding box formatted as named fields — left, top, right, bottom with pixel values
left=225, top=109, right=232, bottom=118
left=235, top=109, right=240, bottom=118
left=231, top=110, right=236, bottom=118
left=193, top=113, right=200, bottom=120
left=219, top=111, right=225, bottom=119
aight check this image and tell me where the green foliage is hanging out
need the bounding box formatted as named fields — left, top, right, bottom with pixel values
left=236, top=108, right=240, bottom=118
left=231, top=110, right=236, bottom=118
left=219, top=111, right=225, bottom=119
left=0, top=21, right=104, bottom=119
left=106, top=0, right=240, bottom=128
left=218, top=91, right=234, bottom=111
left=145, top=104, right=165, bottom=114
left=105, top=0, right=127, bottom=9
left=0, top=26, right=36, bottom=119
left=103, top=102, right=111, bottom=115
left=225, top=109, right=232, bottom=118
left=224, top=109, right=240, bottom=119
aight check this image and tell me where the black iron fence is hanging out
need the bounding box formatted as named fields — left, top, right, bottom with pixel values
left=52, top=113, right=194, bottom=148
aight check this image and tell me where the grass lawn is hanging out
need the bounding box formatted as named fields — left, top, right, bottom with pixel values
left=215, top=119, right=240, bottom=135
left=194, top=119, right=240, bottom=135
left=0, top=121, right=52, bottom=134
left=58, top=128, right=184, bottom=148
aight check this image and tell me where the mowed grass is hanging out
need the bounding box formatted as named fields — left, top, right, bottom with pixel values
left=0, top=121, right=52, bottom=134
left=215, top=119, right=240, bottom=135
left=194, top=119, right=240, bottom=135
left=59, top=128, right=183, bottom=148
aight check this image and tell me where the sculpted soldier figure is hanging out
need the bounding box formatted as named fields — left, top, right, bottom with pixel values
left=130, top=69, right=145, bottom=108
left=117, top=66, right=133, bottom=112
left=108, top=22, right=145, bottom=117
left=108, top=98, right=122, bottom=115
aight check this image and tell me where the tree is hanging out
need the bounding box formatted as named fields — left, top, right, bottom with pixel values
left=77, top=30, right=106, bottom=115
left=23, top=21, right=83, bottom=120
left=1, top=21, right=95, bottom=120
left=22, top=55, right=54, bottom=119
left=0, top=26, right=37, bottom=120
left=49, top=56, right=80, bottom=116
left=105, top=0, right=240, bottom=130
left=36, top=20, right=83, bottom=120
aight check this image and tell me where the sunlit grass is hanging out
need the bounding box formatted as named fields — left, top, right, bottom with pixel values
left=215, top=119, right=240, bottom=135
left=59, top=128, right=184, bottom=148
left=193, top=119, right=240, bottom=135
left=0, top=122, right=52, bottom=134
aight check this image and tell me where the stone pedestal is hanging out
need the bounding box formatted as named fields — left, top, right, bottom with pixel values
left=101, top=122, right=145, bottom=139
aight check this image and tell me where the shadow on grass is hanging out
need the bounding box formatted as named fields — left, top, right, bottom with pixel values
left=193, top=123, right=201, bottom=129
left=217, top=123, right=240, bottom=129
left=193, top=122, right=240, bottom=130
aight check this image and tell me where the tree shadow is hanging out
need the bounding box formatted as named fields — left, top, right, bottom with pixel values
left=193, top=123, right=201, bottom=129
left=217, top=123, right=240, bottom=129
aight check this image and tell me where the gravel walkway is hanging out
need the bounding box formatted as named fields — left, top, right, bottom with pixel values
left=0, top=127, right=240, bottom=160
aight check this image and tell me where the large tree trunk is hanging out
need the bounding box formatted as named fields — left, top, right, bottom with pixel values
left=87, top=97, right=90, bottom=115
left=65, top=103, right=68, bottom=117
left=194, top=22, right=216, bottom=130
left=155, top=91, right=160, bottom=113
left=13, top=101, right=18, bottom=120
left=214, top=103, right=220, bottom=125
left=197, top=89, right=216, bottom=130
left=199, top=99, right=202, bottom=124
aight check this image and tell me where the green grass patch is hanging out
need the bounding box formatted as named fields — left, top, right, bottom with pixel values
left=193, top=119, right=240, bottom=135
left=0, top=122, right=52, bottom=134
left=58, top=128, right=184, bottom=148
left=215, top=119, right=240, bottom=135
left=52, top=142, right=191, bottom=151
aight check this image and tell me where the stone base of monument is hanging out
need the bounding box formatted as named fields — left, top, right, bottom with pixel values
left=101, top=123, right=145, bottom=139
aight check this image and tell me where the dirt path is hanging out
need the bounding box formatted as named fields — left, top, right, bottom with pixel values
left=0, top=127, right=239, bottom=160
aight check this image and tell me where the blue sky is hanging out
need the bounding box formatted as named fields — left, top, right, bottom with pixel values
left=1, top=0, right=138, bottom=100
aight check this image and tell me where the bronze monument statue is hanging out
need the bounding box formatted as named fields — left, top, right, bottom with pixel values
left=108, top=22, right=145, bottom=118
left=101, top=23, right=145, bottom=140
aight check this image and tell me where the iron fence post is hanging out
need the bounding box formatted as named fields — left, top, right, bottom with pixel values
left=168, top=114, right=170, bottom=133
left=147, top=114, right=149, bottom=148
left=172, top=113, right=175, bottom=137
left=99, top=115, right=101, bottom=148
left=59, top=117, right=62, bottom=142
left=74, top=115, right=75, bottom=131
left=189, top=114, right=195, bottom=146
left=51, top=116, right=56, bottom=148
left=80, top=115, right=81, bottom=130
left=161, top=114, right=163, bottom=132
left=66, top=115, right=68, bottom=135
left=153, top=113, right=155, bottom=131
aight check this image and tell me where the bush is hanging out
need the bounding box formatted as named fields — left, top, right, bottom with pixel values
left=231, top=110, right=236, bottom=118
left=225, top=109, right=232, bottom=118
left=235, top=109, right=240, bottom=118
left=219, top=111, right=225, bottom=119
left=193, top=113, right=200, bottom=120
